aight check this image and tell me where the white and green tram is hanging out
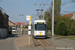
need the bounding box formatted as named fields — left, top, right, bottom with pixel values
left=33, top=20, right=47, bottom=38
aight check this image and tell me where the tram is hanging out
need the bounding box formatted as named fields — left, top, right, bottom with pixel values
left=33, top=20, right=47, bottom=38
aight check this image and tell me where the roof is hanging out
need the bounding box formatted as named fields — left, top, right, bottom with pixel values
left=64, top=13, right=73, bottom=18
left=15, top=22, right=25, bottom=26
left=2, top=13, right=9, bottom=18
left=9, top=20, right=15, bottom=25
left=22, top=23, right=25, bottom=25
left=34, top=20, right=46, bottom=24
left=15, top=22, right=21, bottom=24
left=34, top=20, right=46, bottom=22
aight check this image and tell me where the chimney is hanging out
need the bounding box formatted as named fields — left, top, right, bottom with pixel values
left=73, top=12, right=75, bottom=19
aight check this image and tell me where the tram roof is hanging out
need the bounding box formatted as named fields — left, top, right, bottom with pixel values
left=34, top=19, right=46, bottom=24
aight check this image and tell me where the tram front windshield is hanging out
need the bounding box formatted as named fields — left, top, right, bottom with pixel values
left=35, top=24, right=46, bottom=30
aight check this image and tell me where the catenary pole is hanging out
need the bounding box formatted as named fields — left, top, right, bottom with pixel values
left=52, top=0, right=54, bottom=39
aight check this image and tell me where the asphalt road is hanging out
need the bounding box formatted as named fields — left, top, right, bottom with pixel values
left=0, top=32, right=21, bottom=50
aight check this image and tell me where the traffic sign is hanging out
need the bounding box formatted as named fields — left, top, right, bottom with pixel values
left=28, top=25, right=31, bottom=30
left=26, top=15, right=31, bottom=20
left=28, top=31, right=31, bottom=35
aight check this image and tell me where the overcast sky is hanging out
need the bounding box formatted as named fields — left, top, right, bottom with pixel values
left=0, top=0, right=75, bottom=23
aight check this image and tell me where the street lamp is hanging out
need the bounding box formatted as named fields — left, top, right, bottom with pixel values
left=19, top=14, right=23, bottom=34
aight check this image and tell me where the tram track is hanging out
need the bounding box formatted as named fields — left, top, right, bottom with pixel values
left=23, top=29, right=59, bottom=50
left=24, top=29, right=59, bottom=50
left=38, top=39, right=47, bottom=50
left=32, top=36, right=57, bottom=50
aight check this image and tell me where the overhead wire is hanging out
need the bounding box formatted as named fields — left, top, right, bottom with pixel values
left=61, top=0, right=71, bottom=6
left=65, top=6, right=75, bottom=12
left=34, top=0, right=40, bottom=4
left=43, top=0, right=49, bottom=8
left=42, top=0, right=46, bottom=7
left=61, top=0, right=75, bottom=12
left=39, top=0, right=43, bottom=8
left=34, top=0, right=74, bottom=15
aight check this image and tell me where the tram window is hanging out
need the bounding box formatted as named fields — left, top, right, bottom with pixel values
left=35, top=24, right=46, bottom=30
left=35, top=24, right=37, bottom=30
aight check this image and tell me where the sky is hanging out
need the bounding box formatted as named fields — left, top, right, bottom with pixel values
left=0, top=0, right=75, bottom=23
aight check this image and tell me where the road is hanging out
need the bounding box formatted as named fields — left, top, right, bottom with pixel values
left=1, top=29, right=74, bottom=50
left=0, top=32, right=22, bottom=50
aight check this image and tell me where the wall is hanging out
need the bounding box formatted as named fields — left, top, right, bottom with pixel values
left=73, top=12, right=75, bottom=19
left=0, top=10, right=9, bottom=36
left=0, top=28, right=6, bottom=38
left=3, top=13, right=9, bottom=35
left=0, top=10, right=4, bottom=28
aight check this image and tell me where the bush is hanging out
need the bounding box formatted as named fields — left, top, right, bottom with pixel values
left=70, top=25, right=75, bottom=35
left=55, top=20, right=67, bottom=36
left=25, top=24, right=28, bottom=28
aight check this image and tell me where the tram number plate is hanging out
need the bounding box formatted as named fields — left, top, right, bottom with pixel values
left=40, top=33, right=42, bottom=35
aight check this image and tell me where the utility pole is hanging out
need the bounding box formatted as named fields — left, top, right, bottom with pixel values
left=26, top=15, right=31, bottom=46
left=19, top=14, right=23, bottom=34
left=52, top=0, right=54, bottom=39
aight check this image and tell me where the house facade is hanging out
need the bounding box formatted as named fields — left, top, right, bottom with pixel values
left=72, top=12, right=75, bottom=19
left=0, top=10, right=9, bottom=38
left=9, top=20, right=15, bottom=26
left=64, top=12, right=75, bottom=19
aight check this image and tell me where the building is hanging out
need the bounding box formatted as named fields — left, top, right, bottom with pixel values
left=0, top=9, right=9, bottom=38
left=9, top=20, right=15, bottom=26
left=0, top=10, right=4, bottom=28
left=64, top=12, right=75, bottom=19
left=15, top=22, right=27, bottom=28
left=3, top=13, right=9, bottom=36
left=8, top=20, right=16, bottom=31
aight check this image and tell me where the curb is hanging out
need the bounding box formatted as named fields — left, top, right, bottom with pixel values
left=13, top=39, right=16, bottom=50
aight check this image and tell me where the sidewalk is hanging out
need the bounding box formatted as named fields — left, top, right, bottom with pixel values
left=0, top=34, right=20, bottom=50
left=14, top=35, right=34, bottom=50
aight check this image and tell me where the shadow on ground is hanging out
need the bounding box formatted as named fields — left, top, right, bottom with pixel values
left=0, top=34, right=19, bottom=39
left=35, top=36, right=51, bottom=39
